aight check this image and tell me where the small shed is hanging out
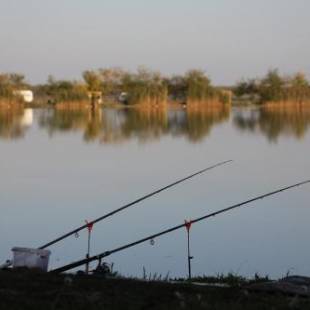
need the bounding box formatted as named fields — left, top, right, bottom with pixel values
left=13, top=90, right=34, bottom=103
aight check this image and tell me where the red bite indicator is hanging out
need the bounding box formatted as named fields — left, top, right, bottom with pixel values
left=184, top=220, right=192, bottom=232
left=85, top=220, right=94, bottom=233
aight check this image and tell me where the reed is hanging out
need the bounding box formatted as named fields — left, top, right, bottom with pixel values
left=35, top=77, right=88, bottom=104
left=235, top=70, right=310, bottom=105
left=168, top=70, right=231, bottom=105
left=0, top=73, right=29, bottom=103
left=121, top=69, right=168, bottom=106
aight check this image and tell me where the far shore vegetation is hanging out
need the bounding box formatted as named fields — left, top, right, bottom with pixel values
left=1, top=68, right=231, bottom=107
left=235, top=69, right=310, bottom=105
left=0, top=73, right=29, bottom=105
left=1, top=68, right=310, bottom=108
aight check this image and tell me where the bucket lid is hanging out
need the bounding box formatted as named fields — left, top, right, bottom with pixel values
left=12, top=247, right=51, bottom=256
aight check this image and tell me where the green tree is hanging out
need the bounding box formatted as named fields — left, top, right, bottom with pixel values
left=184, top=70, right=215, bottom=100
left=9, top=74, right=27, bottom=88
left=259, top=69, right=284, bottom=102
left=98, top=67, right=126, bottom=95
left=235, top=79, right=259, bottom=96
left=82, top=70, right=102, bottom=92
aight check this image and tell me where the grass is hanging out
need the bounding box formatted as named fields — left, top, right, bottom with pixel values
left=1, top=269, right=310, bottom=310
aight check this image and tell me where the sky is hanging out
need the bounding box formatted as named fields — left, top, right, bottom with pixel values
left=0, top=0, right=309, bottom=85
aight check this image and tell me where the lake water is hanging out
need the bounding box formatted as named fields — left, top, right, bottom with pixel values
left=1, top=104, right=310, bottom=279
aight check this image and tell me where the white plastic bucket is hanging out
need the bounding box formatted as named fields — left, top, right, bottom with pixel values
left=12, top=247, right=51, bottom=272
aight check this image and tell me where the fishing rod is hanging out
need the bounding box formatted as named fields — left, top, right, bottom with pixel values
left=51, top=179, right=310, bottom=274
left=39, top=160, right=233, bottom=249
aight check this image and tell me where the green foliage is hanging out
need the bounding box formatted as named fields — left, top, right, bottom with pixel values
left=82, top=67, right=167, bottom=105
left=37, top=76, right=88, bottom=103
left=235, top=79, right=259, bottom=97
left=259, top=69, right=284, bottom=102
left=185, top=70, right=215, bottom=100
left=167, top=70, right=228, bottom=104
left=121, top=67, right=168, bottom=105
left=0, top=73, right=28, bottom=98
left=284, top=72, right=310, bottom=102
left=98, top=67, right=127, bottom=95
left=0, top=69, right=229, bottom=105
left=82, top=70, right=102, bottom=92
left=4, top=68, right=310, bottom=106
left=166, top=75, right=187, bottom=101
left=234, top=70, right=310, bottom=104
left=78, top=68, right=226, bottom=105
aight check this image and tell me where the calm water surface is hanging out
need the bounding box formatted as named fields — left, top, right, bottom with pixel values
left=1, top=105, right=310, bottom=278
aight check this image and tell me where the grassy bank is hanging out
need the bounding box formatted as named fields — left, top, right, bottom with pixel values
left=1, top=269, right=310, bottom=310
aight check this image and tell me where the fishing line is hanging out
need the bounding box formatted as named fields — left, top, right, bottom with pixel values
left=51, top=179, right=310, bottom=274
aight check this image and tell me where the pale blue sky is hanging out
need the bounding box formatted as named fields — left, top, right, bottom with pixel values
left=0, top=0, right=309, bottom=84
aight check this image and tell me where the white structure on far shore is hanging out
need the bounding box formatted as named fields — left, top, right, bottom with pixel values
left=118, top=92, right=128, bottom=103
left=13, top=90, right=34, bottom=103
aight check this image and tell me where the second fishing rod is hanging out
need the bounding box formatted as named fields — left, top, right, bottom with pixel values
left=51, top=179, right=310, bottom=274
left=39, top=159, right=233, bottom=249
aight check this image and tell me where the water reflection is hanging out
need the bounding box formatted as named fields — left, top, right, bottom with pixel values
left=1, top=102, right=310, bottom=143
left=177, top=103, right=230, bottom=142
left=233, top=103, right=310, bottom=142
left=0, top=105, right=32, bottom=140
left=37, top=103, right=230, bottom=143
left=119, top=106, right=169, bottom=143
left=38, top=107, right=105, bottom=142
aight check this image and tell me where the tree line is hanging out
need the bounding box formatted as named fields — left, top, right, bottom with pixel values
left=0, top=68, right=229, bottom=105
left=235, top=69, right=310, bottom=104
left=0, top=74, right=28, bottom=99
left=1, top=68, right=310, bottom=105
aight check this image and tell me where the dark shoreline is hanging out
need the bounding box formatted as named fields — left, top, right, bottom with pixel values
left=1, top=269, right=310, bottom=310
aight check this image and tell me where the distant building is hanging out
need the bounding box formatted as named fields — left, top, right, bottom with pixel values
left=13, top=90, right=34, bottom=103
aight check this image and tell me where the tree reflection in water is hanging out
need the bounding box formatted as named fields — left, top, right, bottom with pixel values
left=179, top=102, right=230, bottom=142
left=233, top=102, right=310, bottom=142
left=3, top=101, right=309, bottom=144
left=36, top=102, right=230, bottom=144
left=0, top=103, right=31, bottom=140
